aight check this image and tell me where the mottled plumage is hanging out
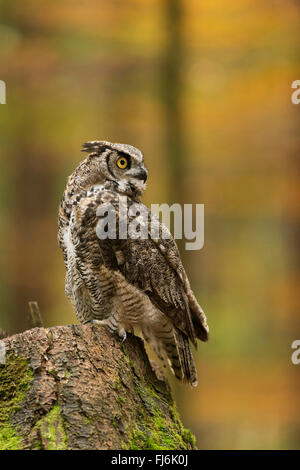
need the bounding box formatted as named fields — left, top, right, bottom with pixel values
left=58, top=141, right=209, bottom=386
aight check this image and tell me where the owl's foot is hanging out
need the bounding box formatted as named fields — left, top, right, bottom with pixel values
left=82, top=319, right=101, bottom=325
left=88, top=317, right=128, bottom=342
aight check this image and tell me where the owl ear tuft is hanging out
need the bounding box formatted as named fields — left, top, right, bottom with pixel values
left=81, top=141, right=111, bottom=154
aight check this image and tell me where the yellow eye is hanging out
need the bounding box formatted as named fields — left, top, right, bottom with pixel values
left=116, top=156, right=128, bottom=169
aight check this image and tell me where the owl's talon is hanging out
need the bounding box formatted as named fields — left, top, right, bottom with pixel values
left=118, top=328, right=127, bottom=342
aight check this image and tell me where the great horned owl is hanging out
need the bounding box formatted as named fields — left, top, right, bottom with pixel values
left=58, top=141, right=209, bottom=386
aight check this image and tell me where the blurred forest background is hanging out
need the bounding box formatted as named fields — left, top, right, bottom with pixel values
left=0, top=0, right=299, bottom=449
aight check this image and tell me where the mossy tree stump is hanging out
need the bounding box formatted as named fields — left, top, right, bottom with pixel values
left=0, top=325, right=196, bottom=450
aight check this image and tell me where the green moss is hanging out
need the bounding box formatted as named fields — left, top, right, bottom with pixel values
left=47, top=368, right=56, bottom=377
left=0, top=352, right=67, bottom=451
left=113, top=380, right=120, bottom=392
left=0, top=424, right=23, bottom=450
left=168, top=400, right=197, bottom=449
left=112, top=416, right=118, bottom=428
left=121, top=345, right=135, bottom=372
left=0, top=353, right=34, bottom=450
left=122, top=383, right=196, bottom=450
left=35, top=404, right=67, bottom=450
left=182, top=428, right=196, bottom=448
left=112, top=413, right=122, bottom=430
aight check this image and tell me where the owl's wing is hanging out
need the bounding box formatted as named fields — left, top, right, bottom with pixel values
left=93, top=192, right=209, bottom=346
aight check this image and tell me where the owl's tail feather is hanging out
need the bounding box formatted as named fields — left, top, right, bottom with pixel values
left=156, top=327, right=198, bottom=387
left=141, top=325, right=168, bottom=370
left=173, top=329, right=198, bottom=387
left=142, top=323, right=198, bottom=387
left=142, top=324, right=185, bottom=382
left=163, top=335, right=185, bottom=383
left=188, top=292, right=209, bottom=342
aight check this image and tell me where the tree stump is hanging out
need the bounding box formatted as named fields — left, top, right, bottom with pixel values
left=0, top=324, right=196, bottom=450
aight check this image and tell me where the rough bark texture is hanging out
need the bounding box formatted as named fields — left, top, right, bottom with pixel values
left=0, top=324, right=196, bottom=450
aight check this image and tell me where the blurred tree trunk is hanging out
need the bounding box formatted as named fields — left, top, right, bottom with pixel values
left=0, top=325, right=196, bottom=450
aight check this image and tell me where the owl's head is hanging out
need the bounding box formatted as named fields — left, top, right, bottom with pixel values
left=75, top=141, right=148, bottom=199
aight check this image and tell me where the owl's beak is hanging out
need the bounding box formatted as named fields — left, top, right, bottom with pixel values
left=135, top=167, right=148, bottom=183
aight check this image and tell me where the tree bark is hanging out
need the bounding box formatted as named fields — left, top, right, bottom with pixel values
left=0, top=324, right=196, bottom=450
